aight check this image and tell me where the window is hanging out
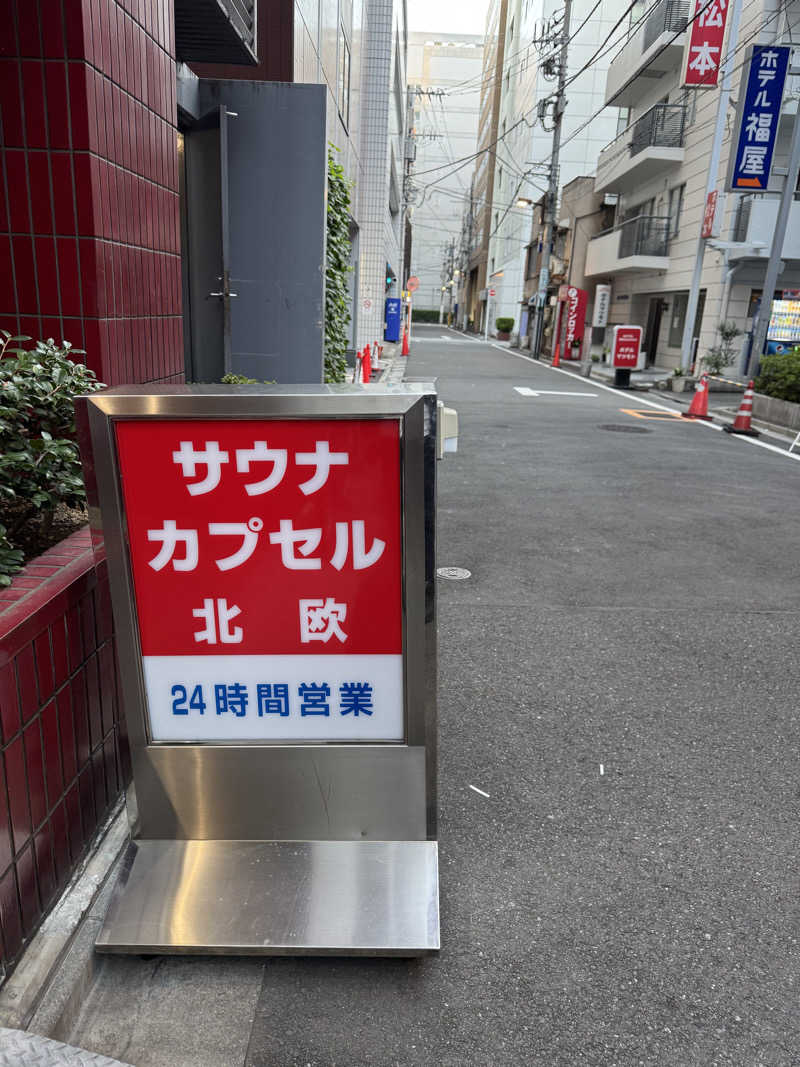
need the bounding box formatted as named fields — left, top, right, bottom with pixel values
left=667, top=184, right=684, bottom=238
left=338, top=28, right=351, bottom=129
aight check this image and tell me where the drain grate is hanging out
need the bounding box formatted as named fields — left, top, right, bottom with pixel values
left=437, top=567, right=472, bottom=580
left=598, top=424, right=652, bottom=434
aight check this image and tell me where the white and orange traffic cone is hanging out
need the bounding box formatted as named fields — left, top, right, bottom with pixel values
left=681, top=374, right=712, bottom=420
left=723, top=380, right=760, bottom=437
left=552, top=340, right=561, bottom=368
left=361, top=347, right=370, bottom=383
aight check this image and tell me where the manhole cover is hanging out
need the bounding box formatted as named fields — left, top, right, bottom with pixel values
left=598, top=424, right=652, bottom=434
left=437, top=567, right=472, bottom=580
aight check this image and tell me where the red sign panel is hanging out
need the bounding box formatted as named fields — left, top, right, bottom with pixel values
left=701, top=190, right=718, bottom=238
left=407, top=276, right=419, bottom=292
left=564, top=286, right=588, bottom=354
left=114, top=419, right=403, bottom=742
left=683, top=0, right=729, bottom=87
left=612, top=325, right=642, bottom=369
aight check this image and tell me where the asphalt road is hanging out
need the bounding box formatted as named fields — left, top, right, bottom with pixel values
left=67, top=326, right=800, bottom=1066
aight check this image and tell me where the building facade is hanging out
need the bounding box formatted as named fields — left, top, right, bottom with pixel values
left=406, top=33, right=484, bottom=314
left=583, top=0, right=800, bottom=373
left=483, top=0, right=624, bottom=337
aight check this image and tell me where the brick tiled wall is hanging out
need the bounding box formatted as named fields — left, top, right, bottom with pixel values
left=0, top=0, right=183, bottom=385
left=0, top=529, right=128, bottom=973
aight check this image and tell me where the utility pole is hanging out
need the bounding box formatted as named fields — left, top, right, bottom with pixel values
left=531, top=0, right=572, bottom=358
left=749, top=71, right=800, bottom=378
left=679, top=0, right=744, bottom=372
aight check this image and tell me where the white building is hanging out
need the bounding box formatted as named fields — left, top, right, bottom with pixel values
left=484, top=0, right=625, bottom=334
left=584, top=0, right=800, bottom=372
left=296, top=0, right=409, bottom=351
left=406, top=33, right=485, bottom=312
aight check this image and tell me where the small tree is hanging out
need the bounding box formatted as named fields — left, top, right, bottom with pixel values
left=325, top=148, right=353, bottom=384
left=703, top=321, right=742, bottom=375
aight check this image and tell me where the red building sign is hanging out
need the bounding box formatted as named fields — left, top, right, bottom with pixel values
left=701, top=190, right=719, bottom=238
left=612, top=325, right=642, bottom=369
left=564, top=286, right=588, bottom=356
left=114, top=419, right=403, bottom=742
left=683, top=0, right=729, bottom=87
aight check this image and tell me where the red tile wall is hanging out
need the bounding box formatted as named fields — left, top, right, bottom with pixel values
left=0, top=529, right=129, bottom=973
left=0, top=0, right=183, bottom=385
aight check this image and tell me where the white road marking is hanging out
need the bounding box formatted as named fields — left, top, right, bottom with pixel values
left=514, top=386, right=598, bottom=397
left=469, top=784, right=491, bottom=798
left=495, top=345, right=800, bottom=464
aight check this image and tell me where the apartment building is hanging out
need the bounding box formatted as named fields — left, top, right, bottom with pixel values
left=484, top=0, right=624, bottom=336
left=584, top=0, right=800, bottom=372
left=463, top=0, right=509, bottom=331
left=407, top=33, right=484, bottom=313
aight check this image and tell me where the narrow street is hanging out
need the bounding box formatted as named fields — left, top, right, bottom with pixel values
left=64, top=324, right=800, bottom=1066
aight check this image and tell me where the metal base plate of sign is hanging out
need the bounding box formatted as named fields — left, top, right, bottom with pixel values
left=96, top=840, right=440, bottom=956
left=77, top=384, right=440, bottom=958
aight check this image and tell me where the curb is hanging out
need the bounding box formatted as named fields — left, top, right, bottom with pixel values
left=0, top=804, right=128, bottom=1040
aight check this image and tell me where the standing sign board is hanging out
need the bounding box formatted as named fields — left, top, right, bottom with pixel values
left=682, top=0, right=730, bottom=87
left=564, top=286, right=588, bottom=355
left=385, top=296, right=402, bottom=342
left=612, top=325, right=642, bottom=368
left=78, top=385, right=439, bottom=957
left=728, top=46, right=790, bottom=191
left=592, top=284, right=611, bottom=328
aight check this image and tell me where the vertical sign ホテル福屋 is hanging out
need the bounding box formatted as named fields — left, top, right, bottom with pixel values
left=612, top=326, right=642, bottom=368
left=683, top=0, right=730, bottom=87
left=115, top=419, right=403, bottom=743
left=728, top=46, right=790, bottom=191
left=564, top=287, right=588, bottom=355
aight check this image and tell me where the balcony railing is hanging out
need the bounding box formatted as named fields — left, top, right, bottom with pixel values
left=596, top=104, right=686, bottom=188
left=733, top=196, right=754, bottom=243
left=643, top=0, right=690, bottom=50
left=618, top=215, right=670, bottom=258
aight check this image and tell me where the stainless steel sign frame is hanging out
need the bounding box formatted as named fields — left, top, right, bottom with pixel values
left=77, top=384, right=439, bottom=956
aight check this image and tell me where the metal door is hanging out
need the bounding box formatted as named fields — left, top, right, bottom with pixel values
left=182, top=106, right=232, bottom=382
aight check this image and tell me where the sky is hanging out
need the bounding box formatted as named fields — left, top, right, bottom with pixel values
left=406, top=0, right=488, bottom=35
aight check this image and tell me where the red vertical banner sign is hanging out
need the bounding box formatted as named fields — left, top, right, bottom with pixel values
left=564, top=286, right=588, bottom=356
left=683, top=0, right=730, bottom=87
left=701, top=190, right=718, bottom=237
left=114, top=419, right=404, bottom=743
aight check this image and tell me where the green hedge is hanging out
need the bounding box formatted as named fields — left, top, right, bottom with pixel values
left=412, top=308, right=440, bottom=323
left=496, top=317, right=514, bottom=333
left=754, top=350, right=800, bottom=404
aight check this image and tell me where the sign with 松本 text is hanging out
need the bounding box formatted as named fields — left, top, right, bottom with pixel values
left=728, top=45, right=790, bottom=191
left=683, top=0, right=730, bottom=87
left=115, top=419, right=403, bottom=743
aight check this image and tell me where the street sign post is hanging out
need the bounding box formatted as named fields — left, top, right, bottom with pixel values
left=612, top=325, right=642, bottom=389
left=728, top=45, right=790, bottom=192
left=77, top=384, right=440, bottom=957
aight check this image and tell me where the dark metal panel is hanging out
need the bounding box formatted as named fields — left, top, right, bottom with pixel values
left=199, top=81, right=327, bottom=384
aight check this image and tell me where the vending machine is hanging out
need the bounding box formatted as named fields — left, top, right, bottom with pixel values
left=765, top=294, right=800, bottom=354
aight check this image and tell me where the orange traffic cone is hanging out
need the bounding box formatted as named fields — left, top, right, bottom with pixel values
left=681, top=374, right=712, bottom=420
left=361, top=347, right=370, bottom=383
left=402, top=328, right=409, bottom=357
left=723, top=380, right=760, bottom=437
left=552, top=341, right=561, bottom=368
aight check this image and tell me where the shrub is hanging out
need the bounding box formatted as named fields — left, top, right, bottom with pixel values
left=325, top=148, right=353, bottom=384
left=412, top=309, right=441, bottom=323
left=0, top=333, right=104, bottom=585
left=754, top=350, right=800, bottom=404
left=703, top=320, right=742, bottom=375
left=496, top=317, right=514, bottom=333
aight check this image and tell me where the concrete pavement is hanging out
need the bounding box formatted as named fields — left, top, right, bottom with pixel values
left=45, top=325, right=800, bottom=1065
